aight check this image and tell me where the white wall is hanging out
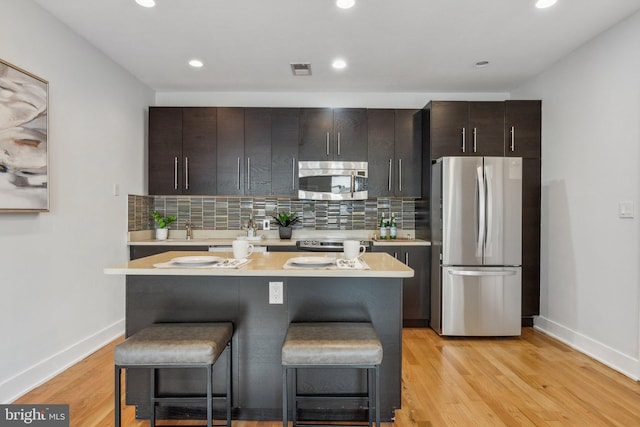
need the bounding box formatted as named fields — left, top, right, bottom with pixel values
left=156, top=91, right=509, bottom=108
left=0, top=0, right=154, bottom=402
left=513, top=11, right=640, bottom=379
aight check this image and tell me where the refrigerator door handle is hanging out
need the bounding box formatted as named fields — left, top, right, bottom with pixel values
left=476, top=166, right=486, bottom=257
left=447, top=269, right=517, bottom=277
left=485, top=164, right=493, bottom=251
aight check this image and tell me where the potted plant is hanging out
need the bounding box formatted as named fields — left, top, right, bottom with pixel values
left=151, top=210, right=177, bottom=240
left=272, top=211, right=300, bottom=240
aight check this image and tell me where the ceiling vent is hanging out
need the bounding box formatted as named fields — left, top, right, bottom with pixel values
left=291, top=63, right=312, bottom=76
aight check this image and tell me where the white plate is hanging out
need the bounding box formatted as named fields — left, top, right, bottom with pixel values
left=170, top=256, right=223, bottom=266
left=290, top=256, right=335, bottom=266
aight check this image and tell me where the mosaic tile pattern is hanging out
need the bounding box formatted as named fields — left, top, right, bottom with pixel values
left=128, top=195, right=418, bottom=231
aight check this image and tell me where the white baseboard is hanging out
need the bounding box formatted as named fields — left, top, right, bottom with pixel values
left=534, top=316, right=639, bottom=381
left=0, top=320, right=124, bottom=403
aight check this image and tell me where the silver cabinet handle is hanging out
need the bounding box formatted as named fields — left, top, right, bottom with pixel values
left=405, top=252, right=409, bottom=265
left=174, top=156, right=178, bottom=190
left=461, top=128, right=466, bottom=152
left=510, top=126, right=515, bottom=152
left=473, top=127, right=477, bottom=153
left=247, top=157, right=251, bottom=190
left=236, top=157, right=241, bottom=190
left=185, top=157, right=189, bottom=190
left=326, top=132, right=330, bottom=156
left=388, top=158, right=393, bottom=191
left=448, top=269, right=517, bottom=277
left=292, top=158, right=296, bottom=190
left=337, top=132, right=341, bottom=156
left=398, top=159, right=403, bottom=192
left=393, top=252, right=398, bottom=259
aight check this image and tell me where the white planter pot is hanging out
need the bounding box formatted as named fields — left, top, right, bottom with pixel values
left=155, top=228, right=168, bottom=240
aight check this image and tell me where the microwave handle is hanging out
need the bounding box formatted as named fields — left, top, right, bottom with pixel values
left=350, top=172, right=355, bottom=199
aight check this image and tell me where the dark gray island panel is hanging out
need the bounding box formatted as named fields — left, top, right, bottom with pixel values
left=124, top=274, right=403, bottom=421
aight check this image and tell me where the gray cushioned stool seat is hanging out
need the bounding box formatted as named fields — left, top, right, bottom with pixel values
left=114, top=322, right=233, bottom=427
left=282, top=322, right=383, bottom=427
left=282, top=322, right=383, bottom=366
left=115, top=322, right=233, bottom=365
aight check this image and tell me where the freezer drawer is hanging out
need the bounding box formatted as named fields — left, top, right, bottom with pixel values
left=442, top=266, right=521, bottom=336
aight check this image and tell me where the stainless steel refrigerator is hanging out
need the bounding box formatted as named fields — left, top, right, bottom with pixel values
left=430, top=157, right=522, bottom=336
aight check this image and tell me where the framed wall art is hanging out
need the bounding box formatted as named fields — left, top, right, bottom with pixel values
left=0, top=58, right=49, bottom=212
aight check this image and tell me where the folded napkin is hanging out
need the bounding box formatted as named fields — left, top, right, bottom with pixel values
left=153, top=258, right=251, bottom=269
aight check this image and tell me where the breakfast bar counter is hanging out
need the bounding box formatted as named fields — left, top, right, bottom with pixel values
left=105, top=251, right=412, bottom=422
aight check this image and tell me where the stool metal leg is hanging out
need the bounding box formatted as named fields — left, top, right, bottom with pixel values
left=227, top=342, right=232, bottom=427
left=375, top=366, right=380, bottom=427
left=282, top=367, right=288, bottom=427
left=115, top=366, right=121, bottom=427
left=291, top=368, right=297, bottom=427
left=207, top=364, right=213, bottom=427
left=150, top=368, right=156, bottom=427
left=367, top=368, right=373, bottom=427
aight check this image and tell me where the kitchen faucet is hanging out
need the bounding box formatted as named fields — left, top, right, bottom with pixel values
left=185, top=220, right=192, bottom=240
left=245, top=215, right=257, bottom=238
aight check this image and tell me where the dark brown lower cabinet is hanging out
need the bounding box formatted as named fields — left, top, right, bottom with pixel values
left=522, top=158, right=541, bottom=323
left=373, top=245, right=430, bottom=326
left=129, top=245, right=209, bottom=260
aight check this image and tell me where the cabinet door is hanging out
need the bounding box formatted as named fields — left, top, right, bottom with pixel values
left=394, top=109, right=422, bottom=197
left=402, top=246, right=430, bottom=325
left=216, top=108, right=245, bottom=195
left=468, top=102, right=505, bottom=156
left=244, top=108, right=271, bottom=195
left=182, top=107, right=217, bottom=195
left=367, top=109, right=395, bottom=197
left=149, top=107, right=182, bottom=195
left=271, top=108, right=300, bottom=196
left=299, top=108, right=333, bottom=161
left=373, top=246, right=430, bottom=325
left=505, top=100, right=541, bottom=158
left=522, top=158, right=541, bottom=317
left=333, top=108, right=367, bottom=160
left=429, top=101, right=469, bottom=159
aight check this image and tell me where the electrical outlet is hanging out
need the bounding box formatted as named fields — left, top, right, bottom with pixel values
left=269, top=281, right=283, bottom=304
left=262, top=219, right=270, bottom=230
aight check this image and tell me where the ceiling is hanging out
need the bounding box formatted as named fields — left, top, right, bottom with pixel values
left=33, top=0, right=640, bottom=93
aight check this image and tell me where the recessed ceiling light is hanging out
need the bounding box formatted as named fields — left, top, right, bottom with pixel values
left=535, top=0, right=557, bottom=9
left=189, top=59, right=203, bottom=68
left=336, top=0, right=355, bottom=9
left=135, top=0, right=156, bottom=8
left=332, top=59, right=347, bottom=70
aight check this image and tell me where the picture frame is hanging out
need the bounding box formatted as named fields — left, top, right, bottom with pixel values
left=0, top=58, right=49, bottom=212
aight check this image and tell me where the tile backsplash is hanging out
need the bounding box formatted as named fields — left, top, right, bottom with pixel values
left=128, top=195, right=416, bottom=232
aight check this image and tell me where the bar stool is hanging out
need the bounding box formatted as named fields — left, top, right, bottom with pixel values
left=281, top=322, right=383, bottom=427
left=114, top=322, right=233, bottom=427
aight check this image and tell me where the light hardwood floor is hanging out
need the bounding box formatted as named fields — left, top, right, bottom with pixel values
left=13, top=327, right=640, bottom=426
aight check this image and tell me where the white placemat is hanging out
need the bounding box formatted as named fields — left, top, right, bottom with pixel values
left=153, top=258, right=252, bottom=269
left=283, top=258, right=370, bottom=270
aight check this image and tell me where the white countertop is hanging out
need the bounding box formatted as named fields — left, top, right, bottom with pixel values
left=105, top=251, right=415, bottom=278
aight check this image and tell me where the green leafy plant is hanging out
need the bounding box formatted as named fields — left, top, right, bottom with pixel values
left=151, top=210, right=177, bottom=229
left=272, top=211, right=300, bottom=227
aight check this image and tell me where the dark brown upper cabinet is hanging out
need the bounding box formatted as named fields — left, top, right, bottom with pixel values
left=299, top=108, right=367, bottom=161
left=270, top=108, right=300, bottom=196
left=216, top=107, right=245, bottom=195
left=148, top=107, right=217, bottom=195
left=505, top=100, right=542, bottom=158
left=367, top=109, right=422, bottom=197
left=428, top=101, right=504, bottom=159
left=244, top=108, right=272, bottom=196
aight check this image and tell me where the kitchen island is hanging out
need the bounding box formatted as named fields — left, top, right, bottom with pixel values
left=105, top=251, right=413, bottom=422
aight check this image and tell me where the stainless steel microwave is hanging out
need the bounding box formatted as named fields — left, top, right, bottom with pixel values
left=298, top=161, right=368, bottom=200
